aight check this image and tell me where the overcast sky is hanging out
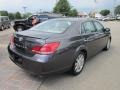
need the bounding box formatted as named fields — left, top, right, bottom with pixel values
left=0, top=0, right=120, bottom=13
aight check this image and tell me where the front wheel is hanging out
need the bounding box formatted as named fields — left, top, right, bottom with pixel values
left=71, top=52, right=85, bottom=75
left=104, top=38, right=111, bottom=50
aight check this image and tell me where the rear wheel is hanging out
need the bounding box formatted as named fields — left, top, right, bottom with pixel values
left=71, top=52, right=85, bottom=75
left=7, top=24, right=11, bottom=29
left=16, top=26, right=24, bottom=32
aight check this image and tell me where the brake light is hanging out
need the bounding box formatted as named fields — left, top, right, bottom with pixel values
left=32, top=42, right=60, bottom=54
left=10, top=35, right=14, bottom=45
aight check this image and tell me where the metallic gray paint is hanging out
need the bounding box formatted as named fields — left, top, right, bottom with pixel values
left=8, top=18, right=111, bottom=75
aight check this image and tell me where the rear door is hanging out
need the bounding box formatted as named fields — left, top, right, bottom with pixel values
left=93, top=21, right=108, bottom=50
left=81, top=21, right=99, bottom=57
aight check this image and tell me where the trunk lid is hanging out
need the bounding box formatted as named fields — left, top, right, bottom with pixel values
left=14, top=30, right=57, bottom=56
left=16, top=30, right=56, bottom=39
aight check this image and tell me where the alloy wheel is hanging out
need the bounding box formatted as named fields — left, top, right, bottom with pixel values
left=74, top=54, right=85, bottom=73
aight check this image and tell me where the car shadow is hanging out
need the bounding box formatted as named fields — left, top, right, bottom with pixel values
left=16, top=45, right=115, bottom=90
left=38, top=45, right=115, bottom=89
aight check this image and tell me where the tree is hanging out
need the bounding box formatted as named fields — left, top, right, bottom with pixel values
left=53, top=0, right=71, bottom=16
left=22, top=13, right=32, bottom=19
left=68, top=9, right=78, bottom=17
left=15, top=12, right=22, bottom=19
left=8, top=13, right=15, bottom=20
left=100, top=9, right=110, bottom=16
left=0, top=11, right=8, bottom=16
left=114, top=5, right=120, bottom=15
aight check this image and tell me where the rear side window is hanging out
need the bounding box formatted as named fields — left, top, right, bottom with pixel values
left=5, top=17, right=9, bottom=21
left=94, top=21, right=104, bottom=33
left=83, top=21, right=96, bottom=33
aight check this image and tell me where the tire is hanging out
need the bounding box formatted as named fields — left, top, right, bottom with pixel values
left=0, top=26, right=4, bottom=31
left=8, top=26, right=11, bottom=29
left=71, top=52, right=85, bottom=76
left=104, top=38, right=111, bottom=51
left=16, top=26, right=24, bottom=32
left=7, top=25, right=10, bottom=29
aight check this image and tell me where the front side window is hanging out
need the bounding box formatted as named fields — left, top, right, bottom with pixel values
left=94, top=21, right=104, bottom=33
left=28, top=15, right=38, bottom=20
left=6, top=17, right=9, bottom=21
left=30, top=20, right=73, bottom=33
left=83, top=21, right=96, bottom=33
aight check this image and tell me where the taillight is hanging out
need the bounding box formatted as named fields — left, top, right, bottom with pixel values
left=10, top=35, right=14, bottom=45
left=32, top=42, right=60, bottom=54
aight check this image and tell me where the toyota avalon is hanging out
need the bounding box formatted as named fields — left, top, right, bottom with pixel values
left=8, top=18, right=111, bottom=76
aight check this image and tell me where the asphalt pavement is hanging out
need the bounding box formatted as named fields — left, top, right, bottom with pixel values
left=0, top=21, right=120, bottom=90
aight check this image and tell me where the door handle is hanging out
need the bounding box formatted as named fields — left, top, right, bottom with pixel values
left=84, top=37, right=95, bottom=42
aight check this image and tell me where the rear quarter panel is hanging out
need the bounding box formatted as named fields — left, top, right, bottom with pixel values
left=45, top=22, right=85, bottom=71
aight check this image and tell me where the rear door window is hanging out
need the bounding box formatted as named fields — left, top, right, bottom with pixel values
left=1, top=18, right=4, bottom=22
left=5, top=17, right=9, bottom=21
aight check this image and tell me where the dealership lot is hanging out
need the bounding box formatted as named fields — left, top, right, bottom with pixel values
left=0, top=21, right=120, bottom=90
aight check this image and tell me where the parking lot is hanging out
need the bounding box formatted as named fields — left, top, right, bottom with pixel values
left=0, top=21, right=120, bottom=90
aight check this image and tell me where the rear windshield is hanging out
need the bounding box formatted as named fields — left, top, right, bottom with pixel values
left=30, top=20, right=73, bottom=33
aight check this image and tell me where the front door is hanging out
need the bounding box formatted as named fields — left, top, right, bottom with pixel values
left=93, top=21, right=108, bottom=51
left=82, top=21, right=99, bottom=58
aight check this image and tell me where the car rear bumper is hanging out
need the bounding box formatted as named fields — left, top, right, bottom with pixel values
left=8, top=45, right=71, bottom=75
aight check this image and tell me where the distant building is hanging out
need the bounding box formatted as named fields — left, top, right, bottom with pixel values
left=95, top=13, right=103, bottom=18
left=94, top=13, right=103, bottom=20
left=78, top=12, right=89, bottom=18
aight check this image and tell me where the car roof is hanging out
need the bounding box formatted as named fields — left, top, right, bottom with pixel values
left=0, top=16, right=8, bottom=17
left=51, top=17, right=96, bottom=22
left=0, top=16, right=9, bottom=18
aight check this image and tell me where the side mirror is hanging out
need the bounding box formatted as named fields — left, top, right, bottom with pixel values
left=104, top=28, right=110, bottom=32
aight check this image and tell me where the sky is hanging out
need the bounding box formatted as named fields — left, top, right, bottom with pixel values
left=0, top=0, right=120, bottom=13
